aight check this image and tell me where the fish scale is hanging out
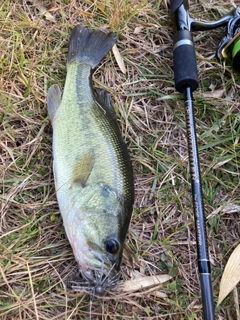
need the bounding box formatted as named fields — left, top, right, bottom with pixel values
left=54, top=63, right=125, bottom=192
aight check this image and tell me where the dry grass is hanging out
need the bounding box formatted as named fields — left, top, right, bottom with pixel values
left=0, top=0, right=239, bottom=319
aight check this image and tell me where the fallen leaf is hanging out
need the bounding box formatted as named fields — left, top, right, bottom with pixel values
left=118, top=274, right=172, bottom=293
left=112, top=44, right=126, bottom=74
left=202, top=89, right=224, bottom=99
left=77, top=10, right=95, bottom=18
left=151, top=290, right=168, bottom=298
left=222, top=203, right=240, bottom=214
left=218, top=244, right=240, bottom=306
left=31, top=0, right=56, bottom=22
left=134, top=26, right=144, bottom=34
left=207, top=203, right=240, bottom=219
left=213, top=157, right=233, bottom=169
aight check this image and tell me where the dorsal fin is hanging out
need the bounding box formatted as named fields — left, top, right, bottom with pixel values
left=94, top=88, right=117, bottom=120
left=47, top=84, right=62, bottom=122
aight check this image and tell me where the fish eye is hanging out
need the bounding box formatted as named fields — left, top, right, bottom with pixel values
left=105, top=239, right=119, bottom=254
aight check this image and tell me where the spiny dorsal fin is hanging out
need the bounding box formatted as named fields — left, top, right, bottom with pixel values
left=71, top=150, right=95, bottom=187
left=94, top=88, right=116, bottom=120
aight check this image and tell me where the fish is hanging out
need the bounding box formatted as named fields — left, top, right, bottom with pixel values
left=47, top=25, right=134, bottom=294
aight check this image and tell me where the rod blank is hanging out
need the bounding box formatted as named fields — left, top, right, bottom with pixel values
left=184, top=87, right=214, bottom=319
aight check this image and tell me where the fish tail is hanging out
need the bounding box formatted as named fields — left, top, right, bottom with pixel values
left=67, top=25, right=117, bottom=68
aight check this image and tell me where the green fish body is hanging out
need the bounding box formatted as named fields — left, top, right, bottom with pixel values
left=47, top=26, right=134, bottom=293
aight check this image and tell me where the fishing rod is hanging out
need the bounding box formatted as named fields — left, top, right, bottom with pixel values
left=169, top=1, right=240, bottom=319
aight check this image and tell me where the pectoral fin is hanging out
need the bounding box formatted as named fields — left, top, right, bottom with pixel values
left=47, top=84, right=62, bottom=122
left=71, top=150, right=95, bottom=187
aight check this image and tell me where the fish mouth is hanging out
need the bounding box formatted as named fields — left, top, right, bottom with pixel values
left=67, top=242, right=121, bottom=295
left=67, top=263, right=121, bottom=295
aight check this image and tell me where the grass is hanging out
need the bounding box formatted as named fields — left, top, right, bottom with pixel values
left=0, top=0, right=239, bottom=319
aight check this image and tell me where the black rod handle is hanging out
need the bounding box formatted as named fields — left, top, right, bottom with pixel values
left=173, top=30, right=198, bottom=93
left=170, top=0, right=199, bottom=93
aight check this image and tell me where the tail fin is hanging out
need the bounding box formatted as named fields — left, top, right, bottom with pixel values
left=67, top=25, right=117, bottom=68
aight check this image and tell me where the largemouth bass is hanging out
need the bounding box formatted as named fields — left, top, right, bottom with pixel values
left=47, top=25, right=134, bottom=294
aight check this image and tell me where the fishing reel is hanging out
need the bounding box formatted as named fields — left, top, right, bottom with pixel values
left=216, top=8, right=240, bottom=72
left=170, top=0, right=240, bottom=93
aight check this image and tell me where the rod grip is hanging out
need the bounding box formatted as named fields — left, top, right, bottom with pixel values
left=173, top=30, right=199, bottom=93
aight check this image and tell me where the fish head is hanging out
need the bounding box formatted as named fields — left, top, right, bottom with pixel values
left=73, top=214, right=124, bottom=273
left=65, top=183, right=131, bottom=292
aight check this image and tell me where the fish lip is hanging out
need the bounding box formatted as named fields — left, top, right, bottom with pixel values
left=68, top=245, right=121, bottom=294
left=69, top=235, right=122, bottom=294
